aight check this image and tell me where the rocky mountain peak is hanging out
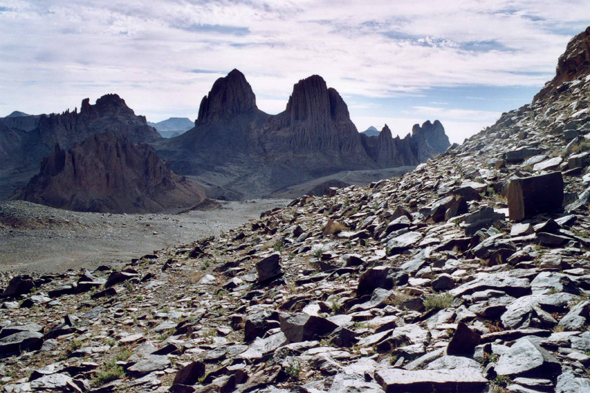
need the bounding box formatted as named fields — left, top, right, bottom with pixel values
left=284, top=75, right=331, bottom=124
left=534, top=26, right=590, bottom=102
left=195, top=69, right=257, bottom=126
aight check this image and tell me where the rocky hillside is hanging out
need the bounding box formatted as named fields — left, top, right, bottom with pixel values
left=11, top=133, right=206, bottom=214
left=3, top=24, right=590, bottom=392
left=158, top=70, right=449, bottom=199
left=0, top=95, right=162, bottom=201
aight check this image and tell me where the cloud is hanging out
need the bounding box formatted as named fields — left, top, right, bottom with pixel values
left=0, top=0, right=588, bottom=138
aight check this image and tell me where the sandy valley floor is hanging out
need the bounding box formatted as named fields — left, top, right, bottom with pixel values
left=0, top=199, right=288, bottom=273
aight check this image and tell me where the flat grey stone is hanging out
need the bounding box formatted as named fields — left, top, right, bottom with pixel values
left=375, top=368, right=487, bottom=393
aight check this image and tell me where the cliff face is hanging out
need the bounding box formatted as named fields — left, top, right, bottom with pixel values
left=0, top=94, right=163, bottom=200
left=13, top=133, right=206, bottom=213
left=534, top=27, right=590, bottom=102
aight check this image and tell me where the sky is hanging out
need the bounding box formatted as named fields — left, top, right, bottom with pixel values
left=0, top=1, right=589, bottom=144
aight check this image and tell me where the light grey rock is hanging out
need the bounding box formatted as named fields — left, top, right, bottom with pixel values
left=375, top=368, right=487, bottom=393
left=495, top=338, right=561, bottom=378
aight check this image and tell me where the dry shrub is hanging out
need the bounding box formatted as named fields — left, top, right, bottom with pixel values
left=322, top=219, right=346, bottom=236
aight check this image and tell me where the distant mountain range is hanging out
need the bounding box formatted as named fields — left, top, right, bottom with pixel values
left=0, top=72, right=450, bottom=211
left=156, top=70, right=450, bottom=199
left=148, top=117, right=194, bottom=138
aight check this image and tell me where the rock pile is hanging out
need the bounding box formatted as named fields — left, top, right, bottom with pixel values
left=3, top=25, right=590, bottom=393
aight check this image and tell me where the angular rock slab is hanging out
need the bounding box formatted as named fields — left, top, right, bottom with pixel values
left=375, top=368, right=487, bottom=393
left=280, top=313, right=337, bottom=342
left=495, top=338, right=561, bottom=378
left=507, top=172, right=564, bottom=221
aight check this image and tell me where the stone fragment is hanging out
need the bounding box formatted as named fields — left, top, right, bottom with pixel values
left=256, top=253, right=283, bottom=283
left=447, top=322, right=480, bottom=356
left=386, top=232, right=422, bottom=255
left=507, top=172, right=564, bottom=221
left=280, top=313, right=338, bottom=342
left=127, top=355, right=171, bottom=377
left=357, top=266, right=393, bottom=297
left=1, top=275, right=35, bottom=297
left=463, top=206, right=505, bottom=236
left=432, top=274, right=455, bottom=291
left=0, top=331, right=43, bottom=355
left=557, top=301, right=590, bottom=331
left=172, top=361, right=206, bottom=386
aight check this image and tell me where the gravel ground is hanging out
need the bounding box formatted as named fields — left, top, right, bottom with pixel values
left=0, top=199, right=288, bottom=273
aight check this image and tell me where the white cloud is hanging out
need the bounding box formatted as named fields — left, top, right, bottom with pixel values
left=0, top=0, right=588, bottom=140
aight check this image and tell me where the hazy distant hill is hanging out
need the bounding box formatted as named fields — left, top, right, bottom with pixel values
left=148, top=117, right=194, bottom=138
left=1, top=111, right=41, bottom=132
left=361, top=126, right=380, bottom=137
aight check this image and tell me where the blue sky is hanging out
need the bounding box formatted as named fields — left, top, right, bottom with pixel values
left=0, top=1, right=589, bottom=143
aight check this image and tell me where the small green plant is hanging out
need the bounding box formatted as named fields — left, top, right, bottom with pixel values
left=135, top=295, right=143, bottom=301
left=273, top=240, right=284, bottom=252
left=158, top=332, right=171, bottom=341
left=482, top=352, right=499, bottom=366
left=115, top=348, right=133, bottom=361
left=162, top=307, right=170, bottom=313
left=330, top=300, right=342, bottom=315
left=493, top=375, right=512, bottom=388
left=423, top=293, right=454, bottom=311
left=314, top=248, right=326, bottom=258
left=390, top=355, right=399, bottom=365
left=123, top=281, right=134, bottom=293
left=92, top=359, right=126, bottom=386
left=285, top=360, right=301, bottom=380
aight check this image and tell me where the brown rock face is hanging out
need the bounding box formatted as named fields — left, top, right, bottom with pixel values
left=196, top=69, right=258, bottom=126
left=534, top=26, right=590, bottom=103
left=507, top=172, right=564, bottom=221
left=13, top=133, right=206, bottom=213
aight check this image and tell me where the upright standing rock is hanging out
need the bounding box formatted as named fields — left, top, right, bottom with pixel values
left=256, top=253, right=283, bottom=283
left=507, top=172, right=564, bottom=221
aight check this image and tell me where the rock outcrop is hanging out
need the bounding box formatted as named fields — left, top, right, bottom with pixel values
left=37, top=94, right=161, bottom=149
left=12, top=133, right=206, bottom=213
left=534, top=26, right=590, bottom=102
left=0, top=94, right=162, bottom=200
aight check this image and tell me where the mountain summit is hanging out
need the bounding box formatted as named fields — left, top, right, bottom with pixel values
left=196, top=69, right=258, bottom=126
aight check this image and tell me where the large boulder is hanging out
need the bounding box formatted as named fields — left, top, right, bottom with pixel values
left=495, top=338, right=561, bottom=378
left=507, top=172, right=564, bottom=221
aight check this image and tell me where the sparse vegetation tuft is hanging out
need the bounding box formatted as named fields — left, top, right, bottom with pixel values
left=423, top=293, right=454, bottom=311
